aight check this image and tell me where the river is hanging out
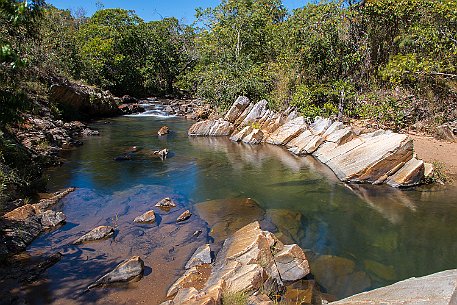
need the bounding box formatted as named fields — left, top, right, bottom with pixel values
left=22, top=110, right=457, bottom=304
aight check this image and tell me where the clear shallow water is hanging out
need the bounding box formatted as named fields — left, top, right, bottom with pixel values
left=30, top=115, right=457, bottom=302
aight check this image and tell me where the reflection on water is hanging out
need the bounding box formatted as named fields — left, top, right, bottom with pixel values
left=34, top=116, right=457, bottom=301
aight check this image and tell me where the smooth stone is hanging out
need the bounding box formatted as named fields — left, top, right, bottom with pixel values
left=40, top=210, right=66, bottom=228
left=326, top=133, right=414, bottom=183
left=331, top=269, right=457, bottom=305
left=73, top=225, right=114, bottom=244
left=134, top=210, right=156, bottom=223
left=155, top=197, right=177, bottom=208
left=185, top=244, right=212, bottom=269
left=88, top=256, right=144, bottom=289
left=177, top=210, right=192, bottom=222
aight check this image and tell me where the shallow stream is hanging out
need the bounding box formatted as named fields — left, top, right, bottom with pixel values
left=22, top=110, right=457, bottom=304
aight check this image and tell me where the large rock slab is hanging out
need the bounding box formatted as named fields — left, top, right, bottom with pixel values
left=188, top=119, right=234, bottom=136
left=326, top=133, right=414, bottom=183
left=224, top=96, right=250, bottom=123
left=266, top=116, right=307, bottom=145
left=88, top=256, right=144, bottom=289
left=331, top=269, right=457, bottom=305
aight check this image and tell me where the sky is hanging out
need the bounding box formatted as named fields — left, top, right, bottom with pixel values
left=46, top=0, right=310, bottom=24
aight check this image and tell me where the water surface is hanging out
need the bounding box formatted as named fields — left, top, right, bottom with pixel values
left=25, top=114, right=457, bottom=303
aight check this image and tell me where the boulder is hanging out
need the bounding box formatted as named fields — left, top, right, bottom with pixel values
left=134, top=210, right=156, bottom=223
left=40, top=210, right=66, bottom=228
left=325, top=133, right=414, bottom=183
left=224, top=96, right=251, bottom=123
left=188, top=119, right=234, bottom=136
left=73, top=225, right=115, bottom=244
left=266, top=117, right=307, bottom=145
left=386, top=158, right=425, bottom=187
left=155, top=197, right=177, bottom=208
left=88, top=256, right=144, bottom=289
left=177, top=210, right=192, bottom=222
left=331, top=269, right=457, bottom=305
left=185, top=244, right=212, bottom=269
left=158, top=126, right=170, bottom=136
left=273, top=244, right=310, bottom=282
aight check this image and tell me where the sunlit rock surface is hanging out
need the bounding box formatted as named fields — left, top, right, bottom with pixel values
left=188, top=96, right=427, bottom=187
left=331, top=269, right=457, bottom=305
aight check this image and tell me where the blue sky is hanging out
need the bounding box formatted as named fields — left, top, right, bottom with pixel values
left=46, top=0, right=310, bottom=23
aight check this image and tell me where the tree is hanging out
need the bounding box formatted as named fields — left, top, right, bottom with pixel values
left=76, top=9, right=143, bottom=95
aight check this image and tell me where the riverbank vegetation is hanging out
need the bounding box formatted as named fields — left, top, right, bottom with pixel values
left=1, top=0, right=456, bottom=205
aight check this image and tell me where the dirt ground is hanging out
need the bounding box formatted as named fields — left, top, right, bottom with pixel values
left=410, top=134, right=457, bottom=179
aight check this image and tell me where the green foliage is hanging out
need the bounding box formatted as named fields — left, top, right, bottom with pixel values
left=222, top=290, right=249, bottom=305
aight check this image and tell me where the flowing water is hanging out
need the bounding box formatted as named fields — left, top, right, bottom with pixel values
left=20, top=105, right=457, bottom=304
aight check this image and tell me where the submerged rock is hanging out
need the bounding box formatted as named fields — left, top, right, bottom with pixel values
left=153, top=148, right=169, bottom=160
left=133, top=210, right=156, bottom=223
left=88, top=256, right=144, bottom=289
left=155, top=197, right=177, bottom=208
left=73, top=225, right=115, bottom=244
left=158, top=126, right=170, bottom=136
left=114, top=154, right=133, bottom=161
left=177, top=210, right=192, bottom=222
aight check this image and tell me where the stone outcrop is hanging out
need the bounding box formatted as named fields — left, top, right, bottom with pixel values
left=0, top=188, right=74, bottom=255
left=188, top=119, right=234, bottom=136
left=331, top=269, right=457, bottom=305
left=49, top=80, right=120, bottom=120
left=163, top=222, right=311, bottom=305
left=188, top=96, right=428, bottom=187
left=88, top=256, right=144, bottom=289
left=73, top=225, right=115, bottom=244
